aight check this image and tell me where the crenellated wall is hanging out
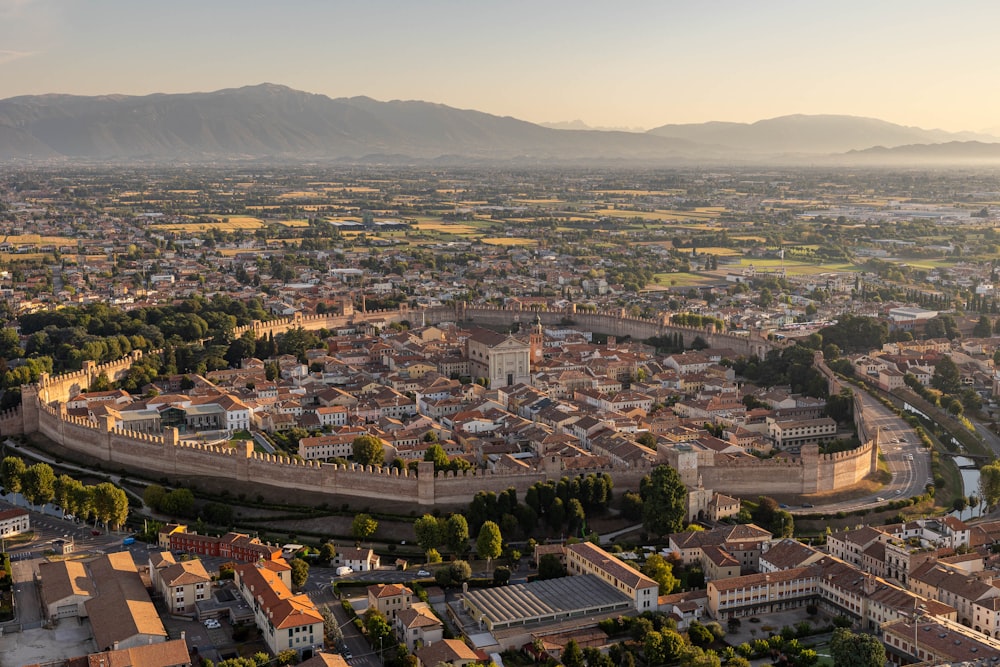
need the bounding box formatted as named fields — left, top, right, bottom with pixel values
left=27, top=393, right=649, bottom=505
left=667, top=437, right=878, bottom=498
left=227, top=303, right=778, bottom=361
left=2, top=304, right=788, bottom=506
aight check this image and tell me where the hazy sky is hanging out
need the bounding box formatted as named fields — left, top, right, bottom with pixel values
left=3, top=0, right=999, bottom=132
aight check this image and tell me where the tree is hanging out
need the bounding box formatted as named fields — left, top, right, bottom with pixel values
left=538, top=553, right=567, bottom=580
left=493, top=566, right=511, bottom=585
left=562, top=640, right=584, bottom=667
left=352, top=513, right=378, bottom=543
left=92, top=482, right=129, bottom=529
left=143, top=483, right=167, bottom=511
left=975, top=315, right=993, bottom=338
left=449, top=559, right=472, bottom=582
left=980, top=461, right=1000, bottom=509
left=830, top=627, right=885, bottom=667
left=423, top=444, right=449, bottom=470
left=53, top=474, right=76, bottom=514
left=319, top=542, right=337, bottom=564
left=476, top=521, right=503, bottom=571
left=640, top=465, right=687, bottom=536
left=364, top=609, right=393, bottom=652
left=444, top=514, right=469, bottom=554
left=644, top=629, right=684, bottom=664
left=931, top=355, right=961, bottom=394
left=290, top=558, right=310, bottom=590
left=160, top=488, right=195, bottom=517
left=22, top=462, right=55, bottom=507
left=414, top=514, right=442, bottom=552
left=688, top=621, right=714, bottom=648
left=352, top=435, right=384, bottom=467
left=641, top=553, right=679, bottom=594
left=0, top=456, right=26, bottom=495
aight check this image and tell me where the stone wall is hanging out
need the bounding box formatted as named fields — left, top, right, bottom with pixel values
left=29, top=395, right=649, bottom=506
left=4, top=304, right=785, bottom=507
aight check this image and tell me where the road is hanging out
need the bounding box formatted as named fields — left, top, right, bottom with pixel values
left=790, top=386, right=932, bottom=515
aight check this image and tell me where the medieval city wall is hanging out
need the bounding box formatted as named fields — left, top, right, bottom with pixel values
left=7, top=304, right=846, bottom=507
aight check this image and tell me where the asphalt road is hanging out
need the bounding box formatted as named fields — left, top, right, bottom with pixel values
left=790, top=386, right=932, bottom=515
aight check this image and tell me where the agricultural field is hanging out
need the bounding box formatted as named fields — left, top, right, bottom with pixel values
left=651, top=271, right=716, bottom=287
left=481, top=237, right=538, bottom=247
left=153, top=216, right=265, bottom=232
left=738, top=258, right=862, bottom=275
left=412, top=222, right=479, bottom=235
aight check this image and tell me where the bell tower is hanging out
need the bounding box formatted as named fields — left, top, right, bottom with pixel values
left=529, top=313, right=544, bottom=365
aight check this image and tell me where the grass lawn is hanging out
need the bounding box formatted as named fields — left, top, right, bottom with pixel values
left=652, top=272, right=716, bottom=287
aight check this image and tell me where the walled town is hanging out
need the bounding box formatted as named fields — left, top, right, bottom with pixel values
left=4, top=167, right=1000, bottom=667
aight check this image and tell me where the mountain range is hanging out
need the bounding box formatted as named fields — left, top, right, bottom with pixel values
left=0, top=83, right=997, bottom=164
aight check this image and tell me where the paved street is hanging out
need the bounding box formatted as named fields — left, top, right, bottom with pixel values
left=791, top=386, right=932, bottom=515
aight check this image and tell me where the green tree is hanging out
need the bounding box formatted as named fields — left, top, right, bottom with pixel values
left=476, top=520, right=503, bottom=571
left=364, top=609, right=393, bottom=654
left=688, top=621, right=714, bottom=648
left=352, top=513, right=378, bottom=543
left=980, top=461, right=1000, bottom=509
left=0, top=456, right=26, bottom=495
left=414, top=514, right=443, bottom=552
left=92, top=482, right=129, bottom=529
left=449, top=559, right=472, bottom=582
left=423, top=444, right=449, bottom=470
left=319, top=542, right=337, bottom=564
left=142, top=483, right=167, bottom=511
left=352, top=435, right=385, bottom=466
left=931, top=355, right=961, bottom=394
left=538, top=553, right=567, bottom=580
left=161, top=488, right=195, bottom=517
left=975, top=315, right=993, bottom=337
left=22, top=462, right=55, bottom=507
left=445, top=514, right=469, bottom=554
left=641, top=553, right=679, bottom=594
left=290, top=557, right=310, bottom=590
left=562, top=640, right=584, bottom=667
left=53, top=474, right=76, bottom=514
left=645, top=630, right=684, bottom=664
left=640, top=465, right=687, bottom=536
left=829, top=627, right=885, bottom=667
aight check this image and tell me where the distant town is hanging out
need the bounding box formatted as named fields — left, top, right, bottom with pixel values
left=3, top=165, right=1000, bottom=667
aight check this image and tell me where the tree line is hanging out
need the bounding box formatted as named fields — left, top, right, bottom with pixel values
left=0, top=456, right=129, bottom=529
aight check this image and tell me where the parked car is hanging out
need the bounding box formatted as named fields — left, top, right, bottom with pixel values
left=335, top=566, right=353, bottom=576
left=91, top=530, right=102, bottom=536
left=417, top=569, right=430, bottom=577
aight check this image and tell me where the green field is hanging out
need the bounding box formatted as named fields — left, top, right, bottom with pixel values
left=651, top=272, right=716, bottom=287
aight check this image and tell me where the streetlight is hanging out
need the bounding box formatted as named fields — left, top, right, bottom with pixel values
left=912, top=602, right=926, bottom=662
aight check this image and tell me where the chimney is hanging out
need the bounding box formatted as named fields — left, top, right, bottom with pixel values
left=181, top=630, right=186, bottom=640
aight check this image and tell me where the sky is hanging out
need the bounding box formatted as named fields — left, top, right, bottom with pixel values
left=2, top=0, right=1000, bottom=132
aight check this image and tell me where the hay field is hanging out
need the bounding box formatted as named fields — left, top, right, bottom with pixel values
left=412, top=222, right=478, bottom=235
left=155, top=215, right=264, bottom=232
left=481, top=237, right=538, bottom=246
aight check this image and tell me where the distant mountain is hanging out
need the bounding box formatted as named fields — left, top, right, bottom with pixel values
left=1, top=86, right=997, bottom=163
left=0, top=84, right=703, bottom=162
left=647, top=114, right=999, bottom=155
left=538, top=119, right=646, bottom=133
left=839, top=141, right=1000, bottom=164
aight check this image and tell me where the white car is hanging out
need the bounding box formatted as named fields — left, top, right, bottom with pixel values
left=417, top=570, right=430, bottom=577
left=204, top=619, right=221, bottom=629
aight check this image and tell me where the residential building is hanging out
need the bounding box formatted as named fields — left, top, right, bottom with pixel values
left=235, top=561, right=324, bottom=661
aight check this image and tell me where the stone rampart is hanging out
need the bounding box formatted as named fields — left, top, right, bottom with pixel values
left=7, top=304, right=784, bottom=507
left=693, top=437, right=877, bottom=497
